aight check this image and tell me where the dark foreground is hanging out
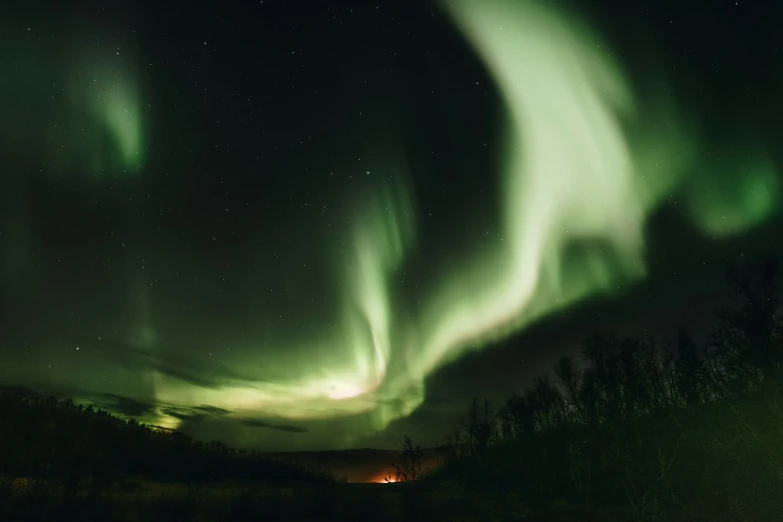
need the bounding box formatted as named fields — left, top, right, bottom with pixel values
left=0, top=477, right=607, bottom=522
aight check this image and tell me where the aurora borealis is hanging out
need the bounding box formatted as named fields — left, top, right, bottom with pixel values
left=1, top=0, right=782, bottom=451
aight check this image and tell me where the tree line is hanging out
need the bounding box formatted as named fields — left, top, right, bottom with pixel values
left=0, top=388, right=337, bottom=489
left=391, top=259, right=783, bottom=520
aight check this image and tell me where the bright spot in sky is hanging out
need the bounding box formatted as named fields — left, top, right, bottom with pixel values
left=329, top=383, right=367, bottom=401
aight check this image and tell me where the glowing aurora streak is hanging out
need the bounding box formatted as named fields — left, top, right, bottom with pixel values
left=686, top=151, right=780, bottom=236
left=3, top=36, right=146, bottom=176
left=153, top=180, right=417, bottom=421
left=88, top=66, right=144, bottom=170
left=70, top=50, right=145, bottom=174
left=341, top=181, right=416, bottom=398
left=151, top=0, right=778, bottom=436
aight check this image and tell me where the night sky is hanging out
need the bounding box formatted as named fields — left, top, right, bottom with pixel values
left=1, top=0, right=781, bottom=452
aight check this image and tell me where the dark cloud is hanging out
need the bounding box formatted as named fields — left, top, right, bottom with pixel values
left=0, top=382, right=234, bottom=428
left=43, top=389, right=71, bottom=399
left=241, top=419, right=309, bottom=434
left=102, top=393, right=156, bottom=417
left=64, top=334, right=266, bottom=391
left=160, top=404, right=232, bottom=422
left=1, top=385, right=157, bottom=418
left=100, top=342, right=246, bottom=389
left=193, top=405, right=232, bottom=415
left=161, top=407, right=205, bottom=421
left=0, top=384, right=42, bottom=397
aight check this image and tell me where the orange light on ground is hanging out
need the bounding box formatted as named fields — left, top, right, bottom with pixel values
left=366, top=470, right=398, bottom=483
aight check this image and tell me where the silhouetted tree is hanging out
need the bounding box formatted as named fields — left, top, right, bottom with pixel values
left=387, top=435, right=427, bottom=482
left=0, top=387, right=338, bottom=487
left=503, top=392, right=536, bottom=439
left=462, top=397, right=500, bottom=456
left=675, top=328, right=706, bottom=405
left=711, top=259, right=782, bottom=387
left=555, top=356, right=583, bottom=421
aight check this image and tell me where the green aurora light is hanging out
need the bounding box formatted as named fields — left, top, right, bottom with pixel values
left=1, top=33, right=144, bottom=177
left=144, top=0, right=779, bottom=437
left=3, top=2, right=779, bottom=447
